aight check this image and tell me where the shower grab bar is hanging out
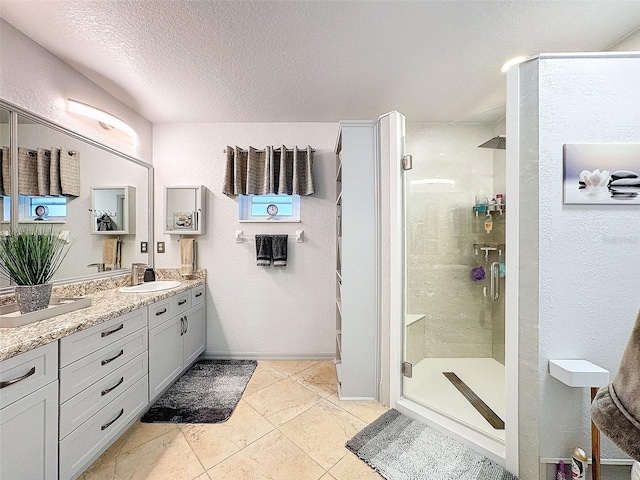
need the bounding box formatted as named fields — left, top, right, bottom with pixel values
left=490, top=262, right=500, bottom=302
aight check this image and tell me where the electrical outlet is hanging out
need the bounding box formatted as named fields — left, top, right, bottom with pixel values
left=140, top=242, right=148, bottom=253
left=157, top=241, right=165, bottom=253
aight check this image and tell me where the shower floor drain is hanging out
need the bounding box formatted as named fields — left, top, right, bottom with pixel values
left=443, top=371, right=505, bottom=430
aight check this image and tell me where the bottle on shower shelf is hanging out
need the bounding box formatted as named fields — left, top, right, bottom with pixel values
left=484, top=212, right=493, bottom=234
left=475, top=188, right=488, bottom=213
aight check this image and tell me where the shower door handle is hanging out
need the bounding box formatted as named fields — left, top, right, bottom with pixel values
left=490, top=262, right=500, bottom=302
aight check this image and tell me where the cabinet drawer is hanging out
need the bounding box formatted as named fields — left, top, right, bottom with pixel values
left=60, top=329, right=148, bottom=403
left=60, top=352, right=148, bottom=439
left=148, top=297, right=172, bottom=329
left=60, top=308, right=147, bottom=367
left=0, top=342, right=57, bottom=409
left=172, top=290, right=191, bottom=316
left=59, top=376, right=148, bottom=480
left=191, top=284, right=205, bottom=305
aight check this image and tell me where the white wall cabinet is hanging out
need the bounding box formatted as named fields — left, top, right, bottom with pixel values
left=335, top=122, right=379, bottom=400
left=0, top=343, right=58, bottom=480
left=163, top=186, right=206, bottom=235
left=148, top=285, right=206, bottom=401
left=90, top=185, right=136, bottom=235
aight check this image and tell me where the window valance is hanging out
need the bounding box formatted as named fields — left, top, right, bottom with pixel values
left=223, top=145, right=315, bottom=196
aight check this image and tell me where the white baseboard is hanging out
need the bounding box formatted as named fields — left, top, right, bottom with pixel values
left=202, top=351, right=335, bottom=361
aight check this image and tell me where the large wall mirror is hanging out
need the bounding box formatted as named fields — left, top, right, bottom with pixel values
left=0, top=100, right=153, bottom=292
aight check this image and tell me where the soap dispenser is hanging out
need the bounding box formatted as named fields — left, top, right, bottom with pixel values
left=143, top=267, right=156, bottom=282
left=475, top=189, right=488, bottom=213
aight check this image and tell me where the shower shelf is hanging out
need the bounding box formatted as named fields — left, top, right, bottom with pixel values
left=473, top=203, right=505, bottom=216
left=473, top=243, right=505, bottom=257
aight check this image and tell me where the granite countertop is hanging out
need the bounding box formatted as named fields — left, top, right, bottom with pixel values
left=0, top=270, right=206, bottom=361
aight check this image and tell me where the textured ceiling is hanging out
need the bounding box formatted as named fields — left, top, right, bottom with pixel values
left=2, top=1, right=640, bottom=124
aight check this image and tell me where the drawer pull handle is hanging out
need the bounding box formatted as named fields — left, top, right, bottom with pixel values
left=101, top=324, right=124, bottom=338
left=101, top=376, right=124, bottom=396
left=101, top=408, right=124, bottom=431
left=101, top=349, right=124, bottom=366
left=178, top=299, right=187, bottom=306
left=155, top=308, right=167, bottom=316
left=195, top=292, right=202, bottom=298
left=0, top=366, right=35, bottom=389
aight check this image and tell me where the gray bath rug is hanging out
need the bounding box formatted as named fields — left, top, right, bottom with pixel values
left=346, top=409, right=518, bottom=480
left=141, top=359, right=257, bottom=424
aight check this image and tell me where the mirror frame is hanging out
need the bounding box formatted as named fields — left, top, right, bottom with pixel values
left=0, top=98, right=154, bottom=294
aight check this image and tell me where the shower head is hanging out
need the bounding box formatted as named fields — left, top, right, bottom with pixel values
left=478, top=135, right=506, bottom=150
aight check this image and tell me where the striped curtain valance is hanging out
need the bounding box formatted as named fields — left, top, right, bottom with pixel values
left=223, top=145, right=315, bottom=196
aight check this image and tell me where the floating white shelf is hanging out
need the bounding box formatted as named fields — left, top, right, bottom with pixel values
left=549, top=359, right=609, bottom=388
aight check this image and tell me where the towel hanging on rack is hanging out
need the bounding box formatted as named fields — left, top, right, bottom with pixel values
left=223, top=145, right=315, bottom=196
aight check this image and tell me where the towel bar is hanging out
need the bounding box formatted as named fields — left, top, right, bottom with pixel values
left=235, top=230, right=304, bottom=243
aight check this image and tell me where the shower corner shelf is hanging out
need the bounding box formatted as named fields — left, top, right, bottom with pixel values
left=473, top=203, right=505, bottom=216
left=473, top=243, right=505, bottom=257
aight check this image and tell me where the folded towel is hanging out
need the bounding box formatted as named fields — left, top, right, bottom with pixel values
left=18, top=147, right=39, bottom=196
left=103, top=238, right=120, bottom=271
left=272, top=235, right=288, bottom=267
left=180, top=238, right=195, bottom=277
left=36, top=148, right=51, bottom=196
left=49, top=147, right=62, bottom=196
left=255, top=235, right=272, bottom=266
left=60, top=148, right=80, bottom=197
left=633, top=462, right=640, bottom=480
left=591, top=309, right=640, bottom=461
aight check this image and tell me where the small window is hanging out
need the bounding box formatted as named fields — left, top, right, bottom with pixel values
left=239, top=194, right=300, bottom=222
left=3, top=196, right=68, bottom=222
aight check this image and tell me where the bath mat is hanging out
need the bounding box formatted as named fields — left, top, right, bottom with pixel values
left=346, top=409, right=518, bottom=480
left=141, top=359, right=257, bottom=424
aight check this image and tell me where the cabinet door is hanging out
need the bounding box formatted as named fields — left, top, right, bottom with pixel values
left=0, top=382, right=58, bottom=480
left=183, top=303, right=206, bottom=367
left=148, top=315, right=183, bottom=401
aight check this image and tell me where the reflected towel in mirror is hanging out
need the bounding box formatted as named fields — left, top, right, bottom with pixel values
left=103, top=238, right=121, bottom=271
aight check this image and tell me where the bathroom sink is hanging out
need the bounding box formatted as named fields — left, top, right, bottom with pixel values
left=119, top=280, right=182, bottom=293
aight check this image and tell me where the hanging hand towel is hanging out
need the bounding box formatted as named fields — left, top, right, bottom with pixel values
left=0, top=146, right=5, bottom=196
left=255, top=235, right=272, bottom=266
left=60, top=148, right=80, bottom=197
left=180, top=238, right=195, bottom=277
left=36, top=148, right=51, bottom=196
left=1, top=146, right=9, bottom=195
left=18, top=147, right=39, bottom=196
left=49, top=147, right=62, bottom=196
left=103, top=238, right=120, bottom=271
left=591, top=309, right=640, bottom=461
left=272, top=235, right=288, bottom=267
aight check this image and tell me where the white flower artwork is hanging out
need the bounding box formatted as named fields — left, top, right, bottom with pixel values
left=564, top=144, right=640, bottom=204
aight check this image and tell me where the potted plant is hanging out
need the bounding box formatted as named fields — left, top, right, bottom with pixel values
left=0, top=225, right=71, bottom=313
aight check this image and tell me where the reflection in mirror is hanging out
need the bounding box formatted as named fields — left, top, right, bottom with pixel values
left=8, top=110, right=151, bottom=283
left=0, top=108, right=9, bottom=287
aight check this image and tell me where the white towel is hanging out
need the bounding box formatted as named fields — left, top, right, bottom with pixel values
left=632, top=462, right=640, bottom=480
left=180, top=238, right=195, bottom=277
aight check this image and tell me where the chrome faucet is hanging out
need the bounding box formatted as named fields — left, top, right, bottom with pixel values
left=130, top=263, right=147, bottom=286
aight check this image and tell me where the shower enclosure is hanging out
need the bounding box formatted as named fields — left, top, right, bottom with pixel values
left=401, top=121, right=507, bottom=444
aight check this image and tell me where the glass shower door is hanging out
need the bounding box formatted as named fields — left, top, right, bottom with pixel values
left=401, top=123, right=506, bottom=443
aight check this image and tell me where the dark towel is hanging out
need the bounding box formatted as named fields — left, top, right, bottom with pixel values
left=272, top=235, right=288, bottom=267
left=255, top=235, right=272, bottom=266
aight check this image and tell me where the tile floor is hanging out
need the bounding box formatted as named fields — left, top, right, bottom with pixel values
left=79, top=361, right=388, bottom=480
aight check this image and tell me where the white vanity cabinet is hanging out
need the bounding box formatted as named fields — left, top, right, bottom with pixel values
left=58, top=308, right=149, bottom=480
left=0, top=342, right=59, bottom=480
left=148, top=285, right=206, bottom=401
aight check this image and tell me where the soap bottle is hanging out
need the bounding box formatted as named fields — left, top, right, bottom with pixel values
left=484, top=213, right=493, bottom=234
left=571, top=447, right=587, bottom=480
left=556, top=460, right=567, bottom=480
left=143, top=268, right=156, bottom=282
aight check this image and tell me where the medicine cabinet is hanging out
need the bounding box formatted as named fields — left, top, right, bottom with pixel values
left=90, top=186, right=136, bottom=235
left=164, top=186, right=206, bottom=235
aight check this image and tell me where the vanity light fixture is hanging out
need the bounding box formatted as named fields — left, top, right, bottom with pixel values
left=67, top=99, right=137, bottom=140
left=499, top=55, right=528, bottom=73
